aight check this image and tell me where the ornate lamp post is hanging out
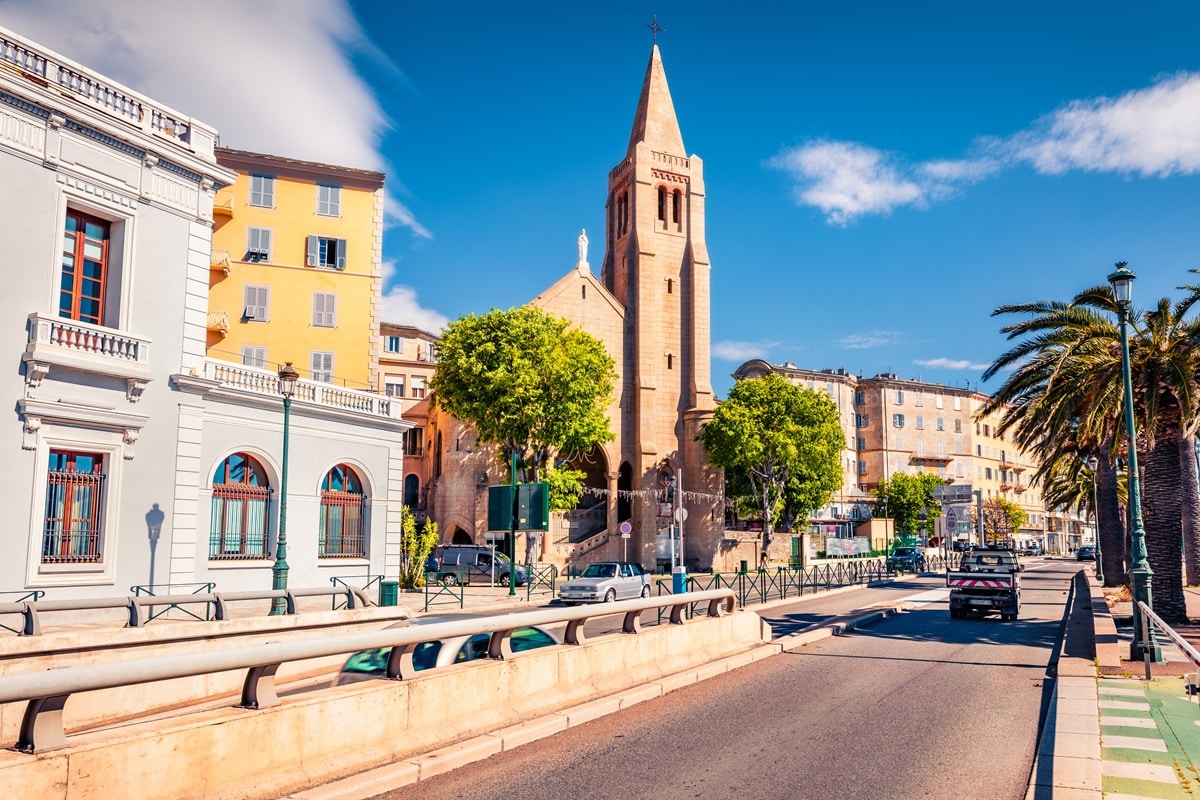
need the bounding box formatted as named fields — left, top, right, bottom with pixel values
left=1086, top=455, right=1103, bottom=585
left=1107, top=263, right=1160, bottom=661
left=271, top=361, right=299, bottom=615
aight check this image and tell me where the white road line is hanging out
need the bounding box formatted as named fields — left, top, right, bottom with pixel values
left=1099, top=716, right=1157, bottom=729
left=1102, top=735, right=1168, bottom=752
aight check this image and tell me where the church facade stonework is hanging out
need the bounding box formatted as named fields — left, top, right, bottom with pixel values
left=426, top=45, right=724, bottom=570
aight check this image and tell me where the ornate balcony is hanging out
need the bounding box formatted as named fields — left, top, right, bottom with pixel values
left=23, top=312, right=153, bottom=400
left=196, top=359, right=401, bottom=420
left=206, top=311, right=229, bottom=336
left=210, top=250, right=232, bottom=276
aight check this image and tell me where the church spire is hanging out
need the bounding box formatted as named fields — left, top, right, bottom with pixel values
left=626, top=44, right=686, bottom=157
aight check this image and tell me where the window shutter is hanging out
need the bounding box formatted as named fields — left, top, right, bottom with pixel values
left=311, top=294, right=322, bottom=326
left=306, top=235, right=318, bottom=267
left=336, top=239, right=347, bottom=270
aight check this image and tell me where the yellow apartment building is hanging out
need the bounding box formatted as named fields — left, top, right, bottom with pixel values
left=208, top=148, right=384, bottom=388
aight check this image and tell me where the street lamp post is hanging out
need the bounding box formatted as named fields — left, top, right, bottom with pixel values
left=1108, top=263, right=1160, bottom=662
left=271, top=362, right=299, bottom=615
left=1087, top=455, right=1104, bottom=585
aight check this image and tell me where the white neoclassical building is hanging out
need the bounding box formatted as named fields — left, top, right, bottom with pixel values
left=0, top=27, right=408, bottom=601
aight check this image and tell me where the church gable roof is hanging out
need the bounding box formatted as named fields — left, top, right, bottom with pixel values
left=626, top=44, right=686, bottom=156
left=531, top=267, right=624, bottom=320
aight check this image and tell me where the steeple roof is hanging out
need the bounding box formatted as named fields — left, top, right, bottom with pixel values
left=626, top=44, right=686, bottom=156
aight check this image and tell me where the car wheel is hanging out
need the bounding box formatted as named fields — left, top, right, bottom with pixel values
left=499, top=574, right=511, bottom=587
left=562, top=600, right=577, bottom=607
left=640, top=585, right=650, bottom=599
left=604, top=589, right=616, bottom=603
left=950, top=608, right=960, bottom=619
left=440, top=573, right=458, bottom=587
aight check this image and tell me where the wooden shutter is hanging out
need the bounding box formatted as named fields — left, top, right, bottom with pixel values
left=312, top=293, right=336, bottom=327
left=306, top=235, right=318, bottom=266
left=244, top=286, right=268, bottom=321
left=336, top=239, right=347, bottom=270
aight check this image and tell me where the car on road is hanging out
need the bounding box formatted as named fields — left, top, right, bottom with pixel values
left=433, top=545, right=528, bottom=587
left=332, top=615, right=560, bottom=685
left=1076, top=545, right=1097, bottom=561
left=886, top=546, right=926, bottom=573
left=558, top=561, right=651, bottom=604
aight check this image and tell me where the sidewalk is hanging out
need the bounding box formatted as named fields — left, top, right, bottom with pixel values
left=1029, top=565, right=1200, bottom=799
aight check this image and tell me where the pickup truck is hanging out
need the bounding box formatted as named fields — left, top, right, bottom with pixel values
left=947, top=548, right=1024, bottom=621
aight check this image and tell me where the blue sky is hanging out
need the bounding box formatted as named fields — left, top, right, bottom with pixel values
left=6, top=1, right=1200, bottom=398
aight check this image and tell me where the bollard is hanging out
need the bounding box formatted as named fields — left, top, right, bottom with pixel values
left=672, top=566, right=687, bottom=595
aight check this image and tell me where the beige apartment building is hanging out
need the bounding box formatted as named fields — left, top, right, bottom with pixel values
left=377, top=323, right=438, bottom=516
left=731, top=363, right=1051, bottom=548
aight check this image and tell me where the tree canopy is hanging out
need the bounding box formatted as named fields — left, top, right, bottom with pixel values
left=699, top=373, right=843, bottom=552
left=430, top=306, right=616, bottom=493
left=981, top=497, right=1027, bottom=546
left=873, top=472, right=944, bottom=537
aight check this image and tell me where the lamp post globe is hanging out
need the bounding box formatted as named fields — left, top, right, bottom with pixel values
left=271, top=361, right=299, bottom=615
left=1106, top=263, right=1159, bottom=661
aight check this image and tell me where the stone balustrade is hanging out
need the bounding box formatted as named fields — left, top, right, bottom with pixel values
left=203, top=359, right=400, bottom=419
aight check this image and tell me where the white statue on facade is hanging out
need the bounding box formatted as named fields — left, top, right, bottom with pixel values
left=577, top=228, right=589, bottom=268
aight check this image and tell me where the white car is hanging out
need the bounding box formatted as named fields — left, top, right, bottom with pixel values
left=558, top=561, right=651, bottom=604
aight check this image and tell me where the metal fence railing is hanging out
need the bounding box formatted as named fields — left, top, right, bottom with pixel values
left=526, top=564, right=558, bottom=602
left=130, top=582, right=217, bottom=623
left=330, top=575, right=384, bottom=609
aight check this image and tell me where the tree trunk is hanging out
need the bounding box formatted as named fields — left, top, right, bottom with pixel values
left=760, top=490, right=775, bottom=555
left=1141, top=430, right=1187, bottom=624
left=1097, top=449, right=1127, bottom=587
left=1179, top=432, right=1200, bottom=586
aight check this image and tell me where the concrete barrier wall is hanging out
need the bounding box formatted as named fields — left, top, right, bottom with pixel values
left=0, top=604, right=416, bottom=742
left=0, top=610, right=769, bottom=800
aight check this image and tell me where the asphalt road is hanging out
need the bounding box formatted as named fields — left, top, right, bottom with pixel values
left=368, top=558, right=1079, bottom=800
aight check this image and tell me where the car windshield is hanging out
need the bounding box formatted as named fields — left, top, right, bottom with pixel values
left=341, top=641, right=441, bottom=674
left=582, top=564, right=617, bottom=578
left=893, top=548, right=916, bottom=556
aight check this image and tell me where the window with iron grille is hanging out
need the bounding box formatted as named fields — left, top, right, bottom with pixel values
left=210, top=453, right=270, bottom=559
left=42, top=450, right=106, bottom=563
left=319, top=464, right=365, bottom=558
left=60, top=211, right=110, bottom=325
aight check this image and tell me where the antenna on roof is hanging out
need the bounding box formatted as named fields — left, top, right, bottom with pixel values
left=646, top=15, right=665, bottom=43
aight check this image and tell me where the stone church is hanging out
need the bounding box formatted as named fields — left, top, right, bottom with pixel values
left=424, top=44, right=726, bottom=571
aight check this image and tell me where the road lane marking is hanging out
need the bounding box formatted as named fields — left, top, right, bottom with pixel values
left=1101, top=761, right=1178, bottom=783
left=1102, top=734, right=1168, bottom=752
left=1099, top=716, right=1156, bottom=729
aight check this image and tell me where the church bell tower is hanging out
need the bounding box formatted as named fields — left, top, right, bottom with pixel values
left=600, top=44, right=722, bottom=569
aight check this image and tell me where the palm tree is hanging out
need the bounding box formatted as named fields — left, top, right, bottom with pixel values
left=979, top=296, right=1128, bottom=586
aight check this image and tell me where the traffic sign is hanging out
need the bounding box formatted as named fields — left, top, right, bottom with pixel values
left=674, top=508, right=688, bottom=522
left=619, top=521, right=632, bottom=535
left=620, top=533, right=631, bottom=539
left=945, top=507, right=958, bottom=529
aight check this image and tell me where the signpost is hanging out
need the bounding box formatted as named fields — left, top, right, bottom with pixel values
left=619, top=520, right=632, bottom=561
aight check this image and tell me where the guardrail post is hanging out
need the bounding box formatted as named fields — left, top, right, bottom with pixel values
left=487, top=630, right=514, bottom=660
left=622, top=609, right=643, bottom=634
left=20, top=601, right=40, bottom=636
left=564, top=618, right=588, bottom=645
left=212, top=593, right=228, bottom=620
left=17, top=694, right=70, bottom=752
left=669, top=602, right=686, bottom=625
left=128, top=597, right=145, bottom=627
left=283, top=590, right=297, bottom=615
left=241, top=664, right=281, bottom=709
left=385, top=643, right=423, bottom=680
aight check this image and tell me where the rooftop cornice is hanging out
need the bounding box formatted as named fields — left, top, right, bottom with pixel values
left=216, top=147, right=385, bottom=188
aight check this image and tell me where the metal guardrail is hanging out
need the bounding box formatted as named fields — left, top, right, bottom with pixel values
left=330, top=575, right=383, bottom=610
left=0, top=586, right=371, bottom=636
left=1135, top=600, right=1181, bottom=679
left=0, top=591, right=44, bottom=634
left=130, top=582, right=216, bottom=622
left=526, top=564, right=558, bottom=601
left=0, top=588, right=735, bottom=753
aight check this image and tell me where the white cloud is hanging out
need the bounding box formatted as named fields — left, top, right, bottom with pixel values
left=380, top=285, right=449, bottom=334
left=712, top=340, right=779, bottom=361
left=772, top=72, right=1200, bottom=222
left=836, top=330, right=903, bottom=350
left=914, top=357, right=991, bottom=371
left=0, top=0, right=430, bottom=238
left=769, top=141, right=923, bottom=224
left=1013, top=72, right=1200, bottom=177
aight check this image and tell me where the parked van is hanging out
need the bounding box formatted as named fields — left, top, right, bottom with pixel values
left=433, top=545, right=528, bottom=587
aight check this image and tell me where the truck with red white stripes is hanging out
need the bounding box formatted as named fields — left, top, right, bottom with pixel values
left=947, top=547, right=1024, bottom=621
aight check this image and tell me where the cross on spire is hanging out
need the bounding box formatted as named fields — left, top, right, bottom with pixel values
left=645, top=15, right=665, bottom=44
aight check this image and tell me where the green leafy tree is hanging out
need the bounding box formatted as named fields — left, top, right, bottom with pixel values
left=430, top=306, right=616, bottom=504
left=699, top=373, right=843, bottom=553
left=981, top=497, right=1027, bottom=546
left=398, top=511, right=439, bottom=589
left=543, top=464, right=586, bottom=512
left=873, top=472, right=944, bottom=539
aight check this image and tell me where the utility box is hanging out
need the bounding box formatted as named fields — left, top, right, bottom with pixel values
left=487, top=483, right=550, bottom=531
left=379, top=580, right=399, bottom=607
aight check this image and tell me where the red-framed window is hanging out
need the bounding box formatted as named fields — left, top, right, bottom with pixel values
left=210, top=453, right=271, bottom=559
left=60, top=211, right=110, bottom=325
left=42, top=450, right=106, bottom=563
left=319, top=464, right=365, bottom=558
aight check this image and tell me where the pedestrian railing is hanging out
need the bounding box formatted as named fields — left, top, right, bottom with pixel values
left=130, top=582, right=216, bottom=623
left=422, top=571, right=465, bottom=611
left=654, top=558, right=894, bottom=621
left=0, top=588, right=736, bottom=753
left=1134, top=600, right=1182, bottom=680
left=526, top=564, right=558, bottom=601
left=329, top=574, right=384, bottom=610
left=0, top=591, right=43, bottom=634
left=0, top=585, right=371, bottom=636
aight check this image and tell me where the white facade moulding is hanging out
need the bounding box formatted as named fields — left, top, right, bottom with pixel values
left=23, top=313, right=154, bottom=402
left=18, top=397, right=149, bottom=459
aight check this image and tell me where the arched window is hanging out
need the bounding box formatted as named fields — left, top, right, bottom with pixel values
left=210, top=453, right=270, bottom=559
left=404, top=474, right=420, bottom=507
left=672, top=189, right=682, bottom=225
left=320, top=464, right=365, bottom=558
left=657, top=186, right=667, bottom=221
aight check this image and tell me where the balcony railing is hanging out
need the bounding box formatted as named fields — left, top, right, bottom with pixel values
left=202, top=359, right=401, bottom=419
left=206, top=311, right=229, bottom=336
left=24, top=313, right=153, bottom=390
left=210, top=250, right=231, bottom=275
